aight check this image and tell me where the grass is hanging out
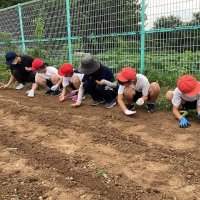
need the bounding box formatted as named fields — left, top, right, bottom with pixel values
left=156, top=87, right=171, bottom=111
left=95, top=168, right=109, bottom=180
left=0, top=63, right=10, bottom=83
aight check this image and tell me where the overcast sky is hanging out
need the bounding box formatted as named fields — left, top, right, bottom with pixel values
left=145, top=0, right=200, bottom=29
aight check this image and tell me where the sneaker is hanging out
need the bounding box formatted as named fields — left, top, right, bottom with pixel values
left=44, top=89, right=54, bottom=96
left=91, top=99, right=105, bottom=106
left=27, top=89, right=34, bottom=98
left=105, top=99, right=116, bottom=109
left=126, top=104, right=135, bottom=111
left=51, top=89, right=61, bottom=96
left=16, top=83, right=25, bottom=90
left=147, top=103, right=155, bottom=113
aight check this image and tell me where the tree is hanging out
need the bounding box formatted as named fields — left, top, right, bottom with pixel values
left=150, top=15, right=183, bottom=52
left=0, top=0, right=28, bottom=9
left=189, top=12, right=200, bottom=26
left=153, top=15, right=182, bottom=29
left=0, top=0, right=142, bottom=54
left=180, top=12, right=200, bottom=52
left=70, top=0, right=141, bottom=53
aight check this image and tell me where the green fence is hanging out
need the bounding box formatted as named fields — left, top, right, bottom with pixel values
left=0, top=0, right=200, bottom=74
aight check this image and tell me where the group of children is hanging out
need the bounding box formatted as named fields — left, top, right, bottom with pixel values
left=1, top=51, right=200, bottom=128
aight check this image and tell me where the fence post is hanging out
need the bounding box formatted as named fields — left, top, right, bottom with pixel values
left=66, top=0, right=73, bottom=63
left=18, top=3, right=26, bottom=53
left=140, top=0, right=145, bottom=73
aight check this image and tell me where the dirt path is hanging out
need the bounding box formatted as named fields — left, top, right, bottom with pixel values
left=0, top=89, right=199, bottom=200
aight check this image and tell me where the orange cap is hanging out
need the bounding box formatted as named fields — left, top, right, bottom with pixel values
left=116, top=67, right=136, bottom=82
left=31, top=58, right=44, bottom=71
left=58, top=63, right=74, bottom=76
left=177, top=74, right=200, bottom=96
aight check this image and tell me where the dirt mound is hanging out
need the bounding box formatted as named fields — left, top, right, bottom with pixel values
left=0, top=89, right=199, bottom=200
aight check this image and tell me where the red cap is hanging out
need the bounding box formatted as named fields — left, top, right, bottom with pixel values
left=58, top=63, right=74, bottom=76
left=31, top=58, right=44, bottom=71
left=116, top=67, right=136, bottom=82
left=177, top=74, right=200, bottom=96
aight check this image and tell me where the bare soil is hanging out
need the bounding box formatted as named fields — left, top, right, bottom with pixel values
left=0, top=88, right=199, bottom=200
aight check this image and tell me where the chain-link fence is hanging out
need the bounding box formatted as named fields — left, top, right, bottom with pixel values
left=0, top=0, right=200, bottom=74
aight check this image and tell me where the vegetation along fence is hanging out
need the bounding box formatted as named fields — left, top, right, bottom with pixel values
left=0, top=0, right=200, bottom=75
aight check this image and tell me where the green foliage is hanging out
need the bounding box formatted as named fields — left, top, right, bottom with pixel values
left=153, top=15, right=183, bottom=29
left=0, top=32, right=17, bottom=54
left=0, top=0, right=28, bottom=9
left=92, top=50, right=200, bottom=86
left=189, top=12, right=200, bottom=26
left=145, top=51, right=200, bottom=81
left=180, top=12, right=200, bottom=52
left=95, top=168, right=109, bottom=179
left=71, top=0, right=141, bottom=35
left=151, top=13, right=200, bottom=52
left=26, top=16, right=49, bottom=59
left=71, top=0, right=141, bottom=53
left=0, top=60, right=10, bottom=82
left=34, top=17, right=44, bottom=39
left=0, top=32, right=19, bottom=81
left=26, top=45, right=48, bottom=59
left=156, top=87, right=172, bottom=111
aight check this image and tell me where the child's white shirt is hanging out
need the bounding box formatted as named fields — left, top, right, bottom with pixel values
left=36, top=66, right=61, bottom=80
left=118, top=74, right=150, bottom=96
left=172, top=87, right=200, bottom=107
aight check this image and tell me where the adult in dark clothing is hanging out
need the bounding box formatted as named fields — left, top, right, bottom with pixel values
left=71, top=54, right=118, bottom=109
left=0, top=52, right=36, bottom=92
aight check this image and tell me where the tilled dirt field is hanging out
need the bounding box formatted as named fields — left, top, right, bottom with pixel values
left=0, top=88, right=199, bottom=200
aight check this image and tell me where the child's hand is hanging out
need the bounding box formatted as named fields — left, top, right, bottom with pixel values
left=25, top=67, right=32, bottom=72
left=124, top=109, right=136, bottom=115
left=136, top=98, right=144, bottom=106
left=59, top=95, right=65, bottom=102
left=96, top=80, right=105, bottom=85
left=0, top=84, right=9, bottom=89
left=179, top=117, right=191, bottom=128
left=71, top=101, right=81, bottom=107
